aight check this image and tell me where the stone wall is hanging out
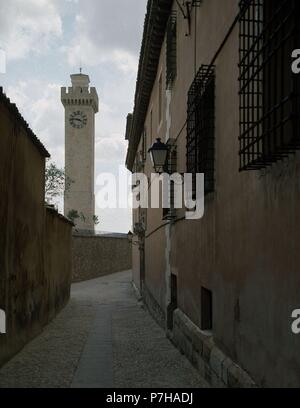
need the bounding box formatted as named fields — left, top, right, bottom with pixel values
left=72, top=233, right=132, bottom=282
left=143, top=284, right=165, bottom=330
left=170, top=309, right=256, bottom=388
left=45, top=208, right=73, bottom=322
left=0, top=88, right=73, bottom=367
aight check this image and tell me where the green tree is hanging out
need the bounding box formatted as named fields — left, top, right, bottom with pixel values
left=67, top=210, right=100, bottom=227
left=67, top=209, right=80, bottom=224
left=93, top=215, right=100, bottom=226
left=45, top=161, right=73, bottom=204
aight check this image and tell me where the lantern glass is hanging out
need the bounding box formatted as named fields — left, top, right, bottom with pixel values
left=148, top=138, right=169, bottom=173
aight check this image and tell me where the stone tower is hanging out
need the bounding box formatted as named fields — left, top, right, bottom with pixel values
left=61, top=73, right=99, bottom=231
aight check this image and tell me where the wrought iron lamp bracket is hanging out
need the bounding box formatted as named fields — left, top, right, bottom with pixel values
left=175, top=1, right=202, bottom=36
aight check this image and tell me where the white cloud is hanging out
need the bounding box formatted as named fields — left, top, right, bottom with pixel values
left=95, top=135, right=127, bottom=165
left=62, top=0, right=146, bottom=73
left=77, top=0, right=146, bottom=55
left=0, top=0, right=62, bottom=60
left=6, top=80, right=65, bottom=166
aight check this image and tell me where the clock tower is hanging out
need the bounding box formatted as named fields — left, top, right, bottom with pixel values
left=61, top=73, right=99, bottom=231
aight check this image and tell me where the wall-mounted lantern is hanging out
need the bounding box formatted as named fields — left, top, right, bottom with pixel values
left=148, top=138, right=169, bottom=173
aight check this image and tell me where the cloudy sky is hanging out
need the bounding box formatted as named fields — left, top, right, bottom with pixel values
left=0, top=0, right=147, bottom=233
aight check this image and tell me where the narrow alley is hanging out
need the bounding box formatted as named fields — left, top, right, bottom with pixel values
left=0, top=271, right=208, bottom=389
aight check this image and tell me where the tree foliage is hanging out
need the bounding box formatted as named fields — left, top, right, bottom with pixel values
left=45, top=161, right=72, bottom=203
left=93, top=215, right=100, bottom=226
left=46, top=161, right=100, bottom=227
left=67, top=209, right=80, bottom=223
left=67, top=210, right=100, bottom=227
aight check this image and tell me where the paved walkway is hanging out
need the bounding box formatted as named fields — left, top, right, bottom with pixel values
left=0, top=271, right=209, bottom=388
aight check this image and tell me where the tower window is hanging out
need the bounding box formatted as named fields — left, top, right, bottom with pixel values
left=187, top=65, right=215, bottom=196
left=201, top=287, right=213, bottom=331
left=239, top=0, right=300, bottom=171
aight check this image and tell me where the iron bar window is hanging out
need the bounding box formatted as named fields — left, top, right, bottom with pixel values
left=163, top=147, right=177, bottom=220
left=239, top=0, right=300, bottom=171
left=142, top=129, right=147, bottom=162
left=191, top=0, right=202, bottom=7
left=187, top=65, right=215, bottom=195
left=166, top=12, right=177, bottom=89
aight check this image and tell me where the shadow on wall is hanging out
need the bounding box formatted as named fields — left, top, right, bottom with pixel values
left=0, top=88, right=73, bottom=368
left=72, top=232, right=132, bottom=282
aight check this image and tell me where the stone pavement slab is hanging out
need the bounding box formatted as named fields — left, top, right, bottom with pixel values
left=71, top=306, right=113, bottom=388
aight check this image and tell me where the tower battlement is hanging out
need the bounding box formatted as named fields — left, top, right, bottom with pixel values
left=61, top=87, right=99, bottom=113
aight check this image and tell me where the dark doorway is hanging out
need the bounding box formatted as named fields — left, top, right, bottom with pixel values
left=167, top=274, right=178, bottom=330
left=201, top=287, right=213, bottom=331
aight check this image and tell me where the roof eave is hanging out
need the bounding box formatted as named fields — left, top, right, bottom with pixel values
left=126, top=0, right=173, bottom=172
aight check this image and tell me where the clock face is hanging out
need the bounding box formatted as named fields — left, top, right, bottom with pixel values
left=69, top=111, right=87, bottom=129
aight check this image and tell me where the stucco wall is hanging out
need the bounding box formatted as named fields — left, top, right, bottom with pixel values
left=45, top=208, right=73, bottom=322
left=0, top=91, right=73, bottom=367
left=72, top=234, right=132, bottom=282
left=128, top=0, right=300, bottom=388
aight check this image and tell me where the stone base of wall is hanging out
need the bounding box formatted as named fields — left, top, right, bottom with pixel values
left=132, top=281, right=142, bottom=302
left=168, top=309, right=257, bottom=388
left=143, top=284, right=165, bottom=329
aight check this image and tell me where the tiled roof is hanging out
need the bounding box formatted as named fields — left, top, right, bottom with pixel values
left=0, top=87, right=50, bottom=158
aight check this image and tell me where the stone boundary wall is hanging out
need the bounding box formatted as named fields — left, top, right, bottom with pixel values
left=169, top=309, right=257, bottom=388
left=0, top=89, right=73, bottom=368
left=72, top=234, right=132, bottom=282
left=45, top=208, right=73, bottom=322
left=0, top=208, right=73, bottom=369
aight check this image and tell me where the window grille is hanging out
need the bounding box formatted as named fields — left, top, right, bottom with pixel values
left=191, top=0, right=202, bottom=7
left=239, top=0, right=300, bottom=171
left=187, top=65, right=215, bottom=195
left=141, top=130, right=147, bottom=162
left=166, top=13, right=177, bottom=89
left=163, top=147, right=177, bottom=220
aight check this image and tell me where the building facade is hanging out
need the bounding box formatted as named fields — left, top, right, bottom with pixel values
left=125, top=0, right=300, bottom=387
left=61, top=73, right=99, bottom=231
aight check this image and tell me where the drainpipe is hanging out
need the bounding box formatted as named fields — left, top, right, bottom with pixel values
left=165, top=88, right=173, bottom=330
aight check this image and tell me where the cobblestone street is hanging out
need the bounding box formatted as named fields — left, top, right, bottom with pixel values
left=0, top=271, right=209, bottom=388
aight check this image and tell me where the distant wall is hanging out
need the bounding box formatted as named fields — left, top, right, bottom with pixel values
left=72, top=234, right=132, bottom=282
left=0, top=89, right=73, bottom=367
